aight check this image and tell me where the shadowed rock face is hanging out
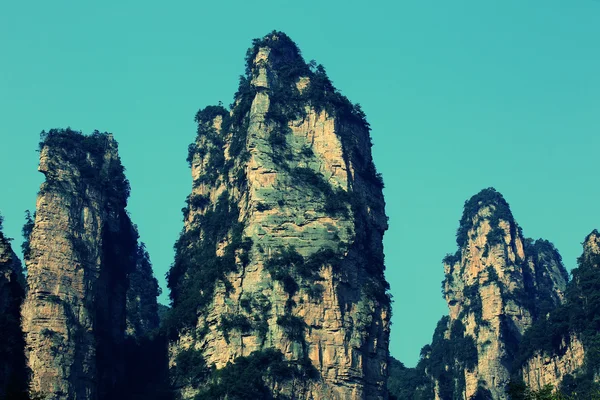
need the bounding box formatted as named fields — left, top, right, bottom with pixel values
left=422, top=188, right=568, bottom=400
left=21, top=129, right=153, bottom=400
left=0, top=224, right=27, bottom=400
left=167, top=32, right=390, bottom=400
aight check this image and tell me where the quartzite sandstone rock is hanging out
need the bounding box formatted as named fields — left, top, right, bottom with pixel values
left=426, top=189, right=568, bottom=399
left=520, top=230, right=600, bottom=393
left=21, top=129, right=147, bottom=400
left=168, top=32, right=390, bottom=400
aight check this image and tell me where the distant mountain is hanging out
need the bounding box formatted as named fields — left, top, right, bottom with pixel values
left=390, top=188, right=574, bottom=400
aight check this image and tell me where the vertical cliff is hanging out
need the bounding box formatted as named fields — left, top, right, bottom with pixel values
left=419, top=188, right=568, bottom=399
left=21, top=129, right=145, bottom=400
left=167, top=31, right=390, bottom=400
left=0, top=216, right=28, bottom=400
left=516, top=230, right=600, bottom=397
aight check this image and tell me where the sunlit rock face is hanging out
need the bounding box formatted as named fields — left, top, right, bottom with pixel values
left=167, top=32, right=390, bottom=400
left=21, top=130, right=151, bottom=400
left=423, top=188, right=568, bottom=400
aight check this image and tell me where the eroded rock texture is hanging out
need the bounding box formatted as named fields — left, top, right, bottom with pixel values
left=518, top=230, right=600, bottom=395
left=167, top=32, right=390, bottom=400
left=422, top=188, right=568, bottom=400
left=521, top=334, right=585, bottom=392
left=21, top=129, right=149, bottom=400
left=0, top=219, right=27, bottom=400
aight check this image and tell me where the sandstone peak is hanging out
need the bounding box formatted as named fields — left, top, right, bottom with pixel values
left=22, top=128, right=160, bottom=400
left=455, top=187, right=518, bottom=248
left=168, top=31, right=389, bottom=400
left=582, top=229, right=600, bottom=259
left=425, top=189, right=568, bottom=399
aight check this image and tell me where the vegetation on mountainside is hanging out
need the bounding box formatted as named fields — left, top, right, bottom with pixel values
left=21, top=210, right=34, bottom=261
left=507, top=381, right=600, bottom=399
left=39, top=128, right=130, bottom=206
left=166, top=31, right=389, bottom=398
left=170, top=348, right=317, bottom=400
left=523, top=239, right=569, bottom=319
left=127, top=243, right=161, bottom=335
left=0, top=232, right=28, bottom=400
left=387, top=318, right=478, bottom=400
left=515, top=231, right=600, bottom=398
left=265, top=246, right=341, bottom=302
left=387, top=357, right=431, bottom=400
left=402, top=188, right=575, bottom=400
left=194, top=349, right=316, bottom=400
left=455, top=187, right=518, bottom=248
left=166, top=191, right=252, bottom=336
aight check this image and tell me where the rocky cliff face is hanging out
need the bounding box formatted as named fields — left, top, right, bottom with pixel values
left=521, top=335, right=585, bottom=392
left=21, top=129, right=148, bottom=400
left=517, top=230, right=600, bottom=395
left=167, top=31, right=390, bottom=400
left=0, top=218, right=28, bottom=400
left=422, top=188, right=568, bottom=399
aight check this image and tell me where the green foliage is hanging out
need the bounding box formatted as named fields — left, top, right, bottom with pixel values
left=507, top=381, right=588, bottom=400
left=487, top=226, right=507, bottom=246
left=166, top=192, right=252, bottom=336
left=442, top=251, right=461, bottom=266
left=39, top=128, right=131, bottom=206
left=173, top=348, right=208, bottom=389
left=462, top=283, right=484, bottom=325
left=265, top=246, right=303, bottom=297
left=187, top=194, right=210, bottom=211
left=218, top=314, right=252, bottom=343
left=243, top=31, right=371, bottom=151
left=456, top=188, right=515, bottom=248
left=276, top=314, right=306, bottom=342
left=267, top=128, right=288, bottom=149
left=523, top=238, right=569, bottom=318
left=127, top=243, right=161, bottom=335
left=237, top=293, right=272, bottom=342
left=416, top=317, right=479, bottom=400
left=387, top=357, right=431, bottom=400
left=515, top=232, right=600, bottom=396
left=256, top=202, right=271, bottom=212
left=0, top=237, right=28, bottom=400
left=195, top=105, right=229, bottom=124
left=21, top=210, right=34, bottom=260
left=195, top=349, right=315, bottom=400
left=485, top=266, right=499, bottom=284
left=289, top=167, right=351, bottom=216
left=265, top=246, right=340, bottom=301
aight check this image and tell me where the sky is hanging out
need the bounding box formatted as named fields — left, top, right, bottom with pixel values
left=1, top=0, right=599, bottom=367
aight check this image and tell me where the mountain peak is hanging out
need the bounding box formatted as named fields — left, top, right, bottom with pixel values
left=244, top=31, right=308, bottom=77
left=456, top=187, right=517, bottom=248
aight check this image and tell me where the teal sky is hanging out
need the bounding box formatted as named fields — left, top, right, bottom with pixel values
left=1, top=0, right=599, bottom=367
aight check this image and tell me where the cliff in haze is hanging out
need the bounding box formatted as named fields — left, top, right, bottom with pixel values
left=166, top=31, right=390, bottom=400
left=0, top=216, right=28, bottom=400
left=390, top=188, right=569, bottom=400
left=21, top=129, right=160, bottom=400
